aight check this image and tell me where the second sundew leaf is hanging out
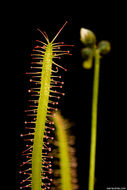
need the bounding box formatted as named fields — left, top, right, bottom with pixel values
left=53, top=112, right=78, bottom=190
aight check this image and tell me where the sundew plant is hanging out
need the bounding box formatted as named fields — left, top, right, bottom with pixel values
left=21, top=22, right=111, bottom=190
left=20, top=22, right=74, bottom=190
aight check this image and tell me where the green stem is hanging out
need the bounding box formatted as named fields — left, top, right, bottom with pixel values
left=88, top=49, right=100, bottom=190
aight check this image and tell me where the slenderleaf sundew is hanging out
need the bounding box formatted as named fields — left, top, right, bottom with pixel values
left=20, top=22, right=74, bottom=190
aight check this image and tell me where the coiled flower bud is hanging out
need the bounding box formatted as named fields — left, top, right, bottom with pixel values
left=81, top=47, right=94, bottom=69
left=98, top=40, right=111, bottom=54
left=80, top=28, right=96, bottom=48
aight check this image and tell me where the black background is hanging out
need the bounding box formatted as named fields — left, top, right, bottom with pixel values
left=16, top=14, right=127, bottom=190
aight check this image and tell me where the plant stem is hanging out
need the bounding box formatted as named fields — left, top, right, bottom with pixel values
left=88, top=49, right=100, bottom=190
